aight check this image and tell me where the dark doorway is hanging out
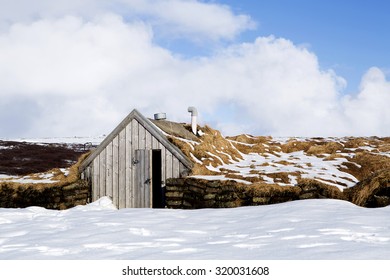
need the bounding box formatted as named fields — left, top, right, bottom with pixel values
left=152, top=150, right=164, bottom=208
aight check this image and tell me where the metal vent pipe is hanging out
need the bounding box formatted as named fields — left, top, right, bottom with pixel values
left=187, top=106, right=198, bottom=135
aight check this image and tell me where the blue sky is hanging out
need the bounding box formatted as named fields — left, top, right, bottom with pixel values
left=0, top=0, right=389, bottom=137
left=235, top=0, right=390, bottom=95
left=167, top=0, right=390, bottom=95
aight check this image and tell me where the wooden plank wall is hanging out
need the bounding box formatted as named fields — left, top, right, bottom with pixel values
left=88, top=119, right=187, bottom=208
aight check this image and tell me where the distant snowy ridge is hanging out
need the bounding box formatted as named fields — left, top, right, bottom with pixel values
left=5, top=136, right=105, bottom=145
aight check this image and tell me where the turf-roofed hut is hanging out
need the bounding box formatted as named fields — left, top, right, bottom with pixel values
left=79, top=109, right=194, bottom=209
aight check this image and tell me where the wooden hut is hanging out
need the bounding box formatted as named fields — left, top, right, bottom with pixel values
left=79, top=109, right=194, bottom=209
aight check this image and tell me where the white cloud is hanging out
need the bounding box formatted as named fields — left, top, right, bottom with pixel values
left=0, top=14, right=178, bottom=137
left=342, top=67, right=390, bottom=136
left=0, top=4, right=389, bottom=138
left=0, top=0, right=255, bottom=41
left=130, top=0, right=256, bottom=41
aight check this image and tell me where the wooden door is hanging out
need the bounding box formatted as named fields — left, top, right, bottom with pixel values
left=135, top=149, right=151, bottom=208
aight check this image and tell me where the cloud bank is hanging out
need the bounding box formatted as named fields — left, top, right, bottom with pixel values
left=0, top=1, right=389, bottom=137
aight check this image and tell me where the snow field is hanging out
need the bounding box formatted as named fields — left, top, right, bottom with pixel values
left=0, top=197, right=389, bottom=260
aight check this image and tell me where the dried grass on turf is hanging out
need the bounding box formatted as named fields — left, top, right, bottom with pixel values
left=345, top=152, right=390, bottom=181
left=343, top=137, right=374, bottom=149
left=225, top=173, right=261, bottom=183
left=226, top=134, right=271, bottom=145
left=280, top=139, right=313, bottom=153
left=377, top=137, right=390, bottom=153
left=228, top=135, right=280, bottom=155
left=169, top=125, right=243, bottom=173
left=265, top=172, right=301, bottom=185
left=191, top=163, right=220, bottom=176
left=168, top=126, right=390, bottom=197
left=306, top=142, right=344, bottom=156
left=345, top=169, right=390, bottom=207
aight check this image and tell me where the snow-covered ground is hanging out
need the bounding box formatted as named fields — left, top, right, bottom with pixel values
left=0, top=197, right=389, bottom=260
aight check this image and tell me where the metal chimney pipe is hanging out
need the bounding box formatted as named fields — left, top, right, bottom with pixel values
left=187, top=106, right=198, bottom=135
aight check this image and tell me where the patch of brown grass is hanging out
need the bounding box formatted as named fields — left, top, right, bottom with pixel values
left=224, top=173, right=261, bottom=183
left=190, top=163, right=219, bottom=176
left=229, top=142, right=253, bottom=154
left=274, top=160, right=291, bottom=166
left=307, top=142, right=344, bottom=155
left=220, top=168, right=240, bottom=174
left=265, top=172, right=301, bottom=184
left=227, top=135, right=276, bottom=155
left=345, top=152, right=390, bottom=181
left=343, top=137, right=372, bottom=149
left=378, top=138, right=390, bottom=153
left=324, top=153, right=345, bottom=161
left=345, top=169, right=390, bottom=207
left=171, top=125, right=243, bottom=168
left=167, top=137, right=194, bottom=158
left=280, top=140, right=313, bottom=153
left=231, top=142, right=270, bottom=155
left=227, top=134, right=271, bottom=145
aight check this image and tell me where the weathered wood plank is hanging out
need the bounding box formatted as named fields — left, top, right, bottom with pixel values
left=135, top=149, right=152, bottom=208
left=99, top=148, right=106, bottom=198
left=160, top=145, right=166, bottom=186
left=132, top=119, right=139, bottom=147
left=132, top=120, right=139, bottom=207
left=172, top=157, right=180, bottom=178
left=135, top=150, right=142, bottom=208
left=139, top=124, right=146, bottom=149
left=125, top=123, right=132, bottom=208
left=165, top=150, right=173, bottom=179
left=105, top=142, right=113, bottom=199
left=113, top=135, right=120, bottom=208
left=145, top=130, right=152, bottom=150
left=152, top=136, right=159, bottom=149
left=92, top=156, right=100, bottom=201
left=145, top=150, right=151, bottom=208
left=118, top=130, right=126, bottom=209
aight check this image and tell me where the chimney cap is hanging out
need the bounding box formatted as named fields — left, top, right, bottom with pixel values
left=154, top=113, right=166, bottom=120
